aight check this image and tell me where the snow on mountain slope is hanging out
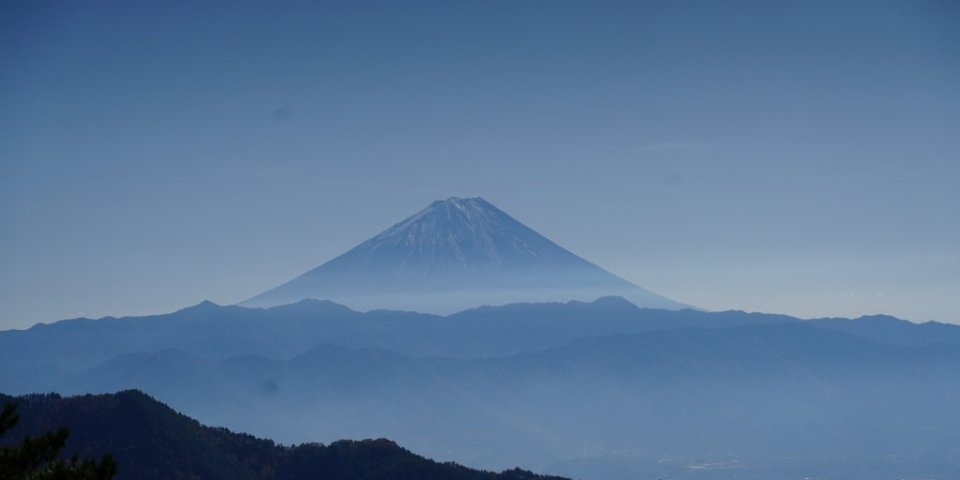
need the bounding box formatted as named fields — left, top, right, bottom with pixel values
left=243, top=197, right=687, bottom=312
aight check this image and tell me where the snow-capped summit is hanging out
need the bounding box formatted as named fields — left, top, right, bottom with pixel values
left=325, top=196, right=608, bottom=275
left=243, top=197, right=687, bottom=312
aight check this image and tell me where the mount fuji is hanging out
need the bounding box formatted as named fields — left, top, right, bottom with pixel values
left=243, top=197, right=687, bottom=312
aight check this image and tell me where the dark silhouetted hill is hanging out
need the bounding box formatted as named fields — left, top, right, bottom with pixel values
left=0, top=390, right=566, bottom=480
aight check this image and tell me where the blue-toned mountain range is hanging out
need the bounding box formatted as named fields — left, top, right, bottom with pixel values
left=3, top=298, right=960, bottom=479
left=3, top=197, right=959, bottom=479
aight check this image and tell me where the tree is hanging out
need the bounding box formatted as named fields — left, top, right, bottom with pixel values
left=0, top=402, right=117, bottom=480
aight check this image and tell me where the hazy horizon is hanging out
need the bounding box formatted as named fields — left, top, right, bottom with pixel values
left=2, top=0, right=958, bottom=328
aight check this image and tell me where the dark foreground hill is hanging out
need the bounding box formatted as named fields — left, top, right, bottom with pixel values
left=0, top=390, right=566, bottom=480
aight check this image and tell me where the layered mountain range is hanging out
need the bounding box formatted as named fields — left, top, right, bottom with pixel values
left=3, top=299, right=960, bottom=479
left=3, top=196, right=958, bottom=479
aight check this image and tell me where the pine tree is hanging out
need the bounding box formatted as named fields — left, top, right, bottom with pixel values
left=0, top=402, right=117, bottom=480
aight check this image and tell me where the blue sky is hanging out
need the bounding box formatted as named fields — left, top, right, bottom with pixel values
left=1, top=0, right=958, bottom=327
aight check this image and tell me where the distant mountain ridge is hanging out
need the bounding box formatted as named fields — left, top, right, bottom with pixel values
left=3, top=297, right=958, bottom=395
left=243, top=197, right=686, bottom=312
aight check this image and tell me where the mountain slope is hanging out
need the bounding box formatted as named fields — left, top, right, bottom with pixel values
left=243, top=197, right=686, bottom=312
left=0, top=390, right=567, bottom=480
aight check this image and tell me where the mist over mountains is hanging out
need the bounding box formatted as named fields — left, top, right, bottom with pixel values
left=243, top=197, right=686, bottom=312
left=6, top=296, right=957, bottom=386
left=3, top=197, right=958, bottom=479
left=6, top=0, right=955, bottom=477
left=3, top=298, right=960, bottom=479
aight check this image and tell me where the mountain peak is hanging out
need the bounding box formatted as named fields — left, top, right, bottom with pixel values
left=433, top=196, right=486, bottom=206
left=243, top=197, right=687, bottom=313
left=317, top=196, right=599, bottom=279
left=176, top=300, right=222, bottom=314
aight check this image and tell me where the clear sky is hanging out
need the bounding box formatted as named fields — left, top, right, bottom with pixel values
left=1, top=0, right=958, bottom=328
